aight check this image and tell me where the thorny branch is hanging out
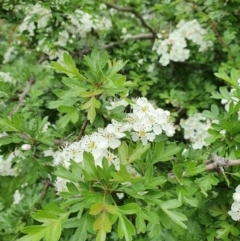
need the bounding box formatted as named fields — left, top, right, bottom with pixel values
left=105, top=2, right=157, bottom=37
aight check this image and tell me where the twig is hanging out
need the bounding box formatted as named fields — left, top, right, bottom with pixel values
left=188, top=0, right=230, bottom=51
left=105, top=2, right=157, bottom=37
left=10, top=76, right=34, bottom=116
left=168, top=154, right=240, bottom=179
left=9, top=55, right=47, bottom=117
left=41, top=179, right=51, bottom=200
left=77, top=33, right=154, bottom=58
left=53, top=132, right=75, bottom=146
left=76, top=116, right=89, bottom=141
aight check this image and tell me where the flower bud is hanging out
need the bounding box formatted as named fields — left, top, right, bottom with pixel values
left=21, top=144, right=31, bottom=151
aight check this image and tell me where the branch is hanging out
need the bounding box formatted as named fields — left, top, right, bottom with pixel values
left=168, top=154, right=240, bottom=179
left=10, top=76, right=34, bottom=116
left=41, top=179, right=51, bottom=201
left=77, top=33, right=154, bottom=58
left=188, top=0, right=229, bottom=51
left=206, top=159, right=240, bottom=170
left=76, top=116, right=89, bottom=141
left=105, top=2, right=157, bottom=37
left=9, top=55, right=47, bottom=117
left=53, top=132, right=75, bottom=146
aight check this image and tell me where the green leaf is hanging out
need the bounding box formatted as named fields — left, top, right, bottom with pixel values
left=195, top=174, right=219, bottom=196
left=87, top=106, right=96, bottom=124
left=118, top=141, right=129, bottom=165
left=117, top=213, right=136, bottom=241
left=152, top=142, right=181, bottom=163
left=93, top=212, right=112, bottom=241
left=0, top=115, right=21, bottom=132
left=57, top=114, right=71, bottom=129
left=185, top=162, right=206, bottom=176
left=214, top=70, right=238, bottom=87
left=160, top=200, right=182, bottom=209
left=55, top=165, right=77, bottom=182
left=161, top=209, right=187, bottom=229
left=90, top=203, right=105, bottom=216
left=118, top=203, right=140, bottom=215
left=128, top=142, right=150, bottom=164
left=82, top=152, right=99, bottom=180
left=216, top=222, right=238, bottom=241
left=20, top=204, right=69, bottom=241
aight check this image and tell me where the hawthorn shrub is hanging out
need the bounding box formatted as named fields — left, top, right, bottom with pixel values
left=0, top=1, right=240, bottom=241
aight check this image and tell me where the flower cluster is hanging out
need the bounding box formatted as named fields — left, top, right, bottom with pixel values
left=12, top=3, right=111, bottom=63
left=0, top=152, right=18, bottom=176
left=50, top=97, right=175, bottom=193
left=152, top=19, right=213, bottom=66
left=0, top=72, right=16, bottom=84
left=180, top=113, right=211, bottom=149
left=228, top=185, right=240, bottom=221
left=18, top=4, right=52, bottom=36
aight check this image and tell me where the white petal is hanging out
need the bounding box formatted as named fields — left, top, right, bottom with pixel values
left=131, top=132, right=139, bottom=142
left=109, top=138, right=121, bottom=149
left=233, top=193, right=240, bottom=202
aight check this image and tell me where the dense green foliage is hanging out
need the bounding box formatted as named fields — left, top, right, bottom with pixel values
left=0, top=0, right=240, bottom=241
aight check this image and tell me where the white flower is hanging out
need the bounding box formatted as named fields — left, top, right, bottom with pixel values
left=228, top=202, right=240, bottom=221
left=13, top=190, right=24, bottom=205
left=233, top=185, right=240, bottom=202
left=81, top=133, right=108, bottom=165
left=103, top=151, right=120, bottom=171
left=54, top=177, right=69, bottom=194
left=147, top=64, right=155, bottom=73
left=106, top=120, right=132, bottom=138
left=97, top=128, right=121, bottom=149
left=132, top=97, right=155, bottom=119
left=106, top=99, right=128, bottom=110
left=126, top=165, right=141, bottom=178
left=0, top=72, right=16, bottom=84
left=0, top=152, right=18, bottom=176
left=116, top=193, right=124, bottom=199
left=131, top=120, right=155, bottom=145
left=180, top=113, right=211, bottom=149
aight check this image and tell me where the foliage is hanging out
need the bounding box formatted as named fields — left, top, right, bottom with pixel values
left=0, top=0, right=240, bottom=241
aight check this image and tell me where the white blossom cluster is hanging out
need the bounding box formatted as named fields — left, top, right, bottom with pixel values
left=180, top=113, right=211, bottom=149
left=0, top=71, right=16, bottom=84
left=0, top=152, right=18, bottom=176
left=3, top=46, right=18, bottom=64
left=18, top=4, right=51, bottom=36
left=152, top=19, right=213, bottom=66
left=50, top=97, right=175, bottom=193
left=228, top=185, right=240, bottom=221
left=14, top=3, right=111, bottom=63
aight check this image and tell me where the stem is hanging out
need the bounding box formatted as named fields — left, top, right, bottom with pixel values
left=105, top=2, right=157, bottom=37
left=41, top=179, right=51, bottom=200
left=9, top=55, right=47, bottom=117
left=76, top=115, right=89, bottom=141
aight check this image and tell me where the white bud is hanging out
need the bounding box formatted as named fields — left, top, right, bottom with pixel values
left=21, top=144, right=31, bottom=151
